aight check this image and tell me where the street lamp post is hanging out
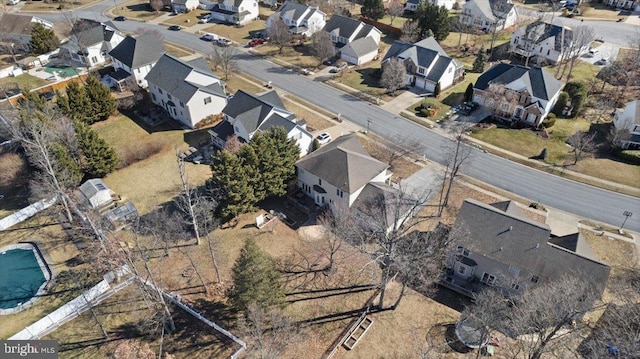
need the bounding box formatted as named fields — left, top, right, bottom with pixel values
left=366, top=118, right=372, bottom=134
left=619, top=211, right=633, bottom=234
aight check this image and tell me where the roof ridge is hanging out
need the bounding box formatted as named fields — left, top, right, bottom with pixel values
left=464, top=198, right=550, bottom=230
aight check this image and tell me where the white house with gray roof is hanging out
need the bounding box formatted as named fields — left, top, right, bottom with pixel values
left=404, top=0, right=459, bottom=12
left=382, top=37, right=464, bottom=92
left=62, top=19, right=125, bottom=68
left=441, top=199, right=610, bottom=299
left=460, top=0, right=517, bottom=32
left=209, top=90, right=313, bottom=155
left=145, top=54, right=227, bottom=128
left=172, top=0, right=199, bottom=12
left=613, top=100, right=640, bottom=149
left=473, top=63, right=563, bottom=126
left=107, top=33, right=166, bottom=90
left=266, top=1, right=326, bottom=37
left=510, top=21, right=590, bottom=65
left=0, top=14, right=57, bottom=54
left=322, top=15, right=381, bottom=65
left=210, top=0, right=259, bottom=25
left=296, top=134, right=391, bottom=208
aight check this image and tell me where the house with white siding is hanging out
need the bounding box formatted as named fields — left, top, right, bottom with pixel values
left=208, top=90, right=313, bottom=155
left=404, top=0, right=459, bottom=12
left=613, top=100, right=640, bottom=149
left=145, top=54, right=227, bottom=128
left=322, top=15, right=382, bottom=65
left=382, top=37, right=464, bottom=92
left=172, top=0, right=200, bottom=12
left=266, top=1, right=326, bottom=37
left=62, top=19, right=125, bottom=68
left=107, top=33, right=166, bottom=90
left=472, top=63, right=563, bottom=126
left=510, top=21, right=591, bottom=65
left=210, top=0, right=259, bottom=25
left=459, top=0, right=518, bottom=32
left=0, top=14, right=57, bottom=54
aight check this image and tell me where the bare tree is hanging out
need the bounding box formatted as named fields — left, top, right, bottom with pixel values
left=401, top=20, right=421, bottom=43
left=369, top=134, right=424, bottom=169
left=210, top=46, right=238, bottom=80
left=310, top=31, right=335, bottom=66
left=149, top=0, right=164, bottom=14
left=238, top=302, right=302, bottom=359
left=380, top=58, right=407, bottom=96
left=566, top=131, right=596, bottom=165
left=607, top=126, right=631, bottom=151
left=450, top=19, right=470, bottom=48
left=224, top=134, right=242, bottom=153
left=175, top=152, right=201, bottom=245
left=487, top=0, right=513, bottom=58
left=267, top=17, right=292, bottom=54
left=437, top=129, right=473, bottom=216
left=194, top=193, right=222, bottom=283
left=387, top=0, right=404, bottom=26
left=559, top=25, right=595, bottom=81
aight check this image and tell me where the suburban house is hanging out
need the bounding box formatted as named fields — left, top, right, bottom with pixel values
left=145, top=54, right=227, bottom=129
left=472, top=63, right=563, bottom=126
left=605, top=0, right=639, bottom=10
left=404, top=0, right=459, bottom=12
left=295, top=134, right=392, bottom=208
left=172, top=0, right=200, bottom=12
left=107, top=33, right=166, bottom=90
left=510, top=21, right=591, bottom=65
left=613, top=100, right=640, bottom=149
left=0, top=14, right=57, bottom=53
left=208, top=90, right=313, bottom=155
left=62, top=19, right=125, bottom=68
left=382, top=36, right=464, bottom=92
left=210, top=0, right=259, bottom=25
left=459, top=0, right=518, bottom=32
left=440, top=199, right=611, bottom=299
left=266, top=1, right=326, bottom=38
left=322, top=15, right=382, bottom=64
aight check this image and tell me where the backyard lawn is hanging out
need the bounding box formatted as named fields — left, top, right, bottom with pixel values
left=111, top=0, right=164, bottom=21
left=0, top=74, right=49, bottom=91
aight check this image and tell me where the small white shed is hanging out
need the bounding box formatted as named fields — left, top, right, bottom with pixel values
left=79, top=179, right=113, bottom=209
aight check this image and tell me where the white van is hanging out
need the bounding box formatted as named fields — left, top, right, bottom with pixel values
left=8, top=0, right=20, bottom=5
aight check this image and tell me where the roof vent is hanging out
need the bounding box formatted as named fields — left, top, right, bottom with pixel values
left=535, top=243, right=540, bottom=249
left=509, top=226, right=513, bottom=231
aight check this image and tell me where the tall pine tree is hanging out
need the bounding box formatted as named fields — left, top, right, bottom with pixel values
left=464, top=83, right=474, bottom=102
left=362, top=0, right=385, bottom=20
left=30, top=23, right=60, bottom=55
left=229, top=239, right=284, bottom=312
left=472, top=47, right=487, bottom=73
left=211, top=149, right=258, bottom=219
left=414, top=2, right=451, bottom=41
left=85, top=76, right=116, bottom=123
left=250, top=127, right=299, bottom=200
left=58, top=81, right=92, bottom=123
left=75, top=121, right=119, bottom=178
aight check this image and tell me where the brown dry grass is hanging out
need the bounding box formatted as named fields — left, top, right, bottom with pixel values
left=164, top=43, right=195, bottom=59
left=282, top=97, right=333, bottom=131
left=111, top=0, right=164, bottom=21
left=358, top=134, right=422, bottom=183
left=0, top=152, right=30, bottom=219
left=203, top=21, right=266, bottom=44
left=21, top=0, right=100, bottom=11
left=164, top=9, right=210, bottom=27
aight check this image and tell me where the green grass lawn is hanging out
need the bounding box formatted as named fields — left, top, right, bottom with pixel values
left=407, top=97, right=452, bottom=122
left=546, top=61, right=600, bottom=83
left=0, top=74, right=49, bottom=91
left=337, top=62, right=387, bottom=97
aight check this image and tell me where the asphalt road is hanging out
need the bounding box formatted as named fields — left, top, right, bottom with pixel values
left=30, top=6, right=640, bottom=232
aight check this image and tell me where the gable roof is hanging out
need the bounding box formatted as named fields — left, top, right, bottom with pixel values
left=342, top=37, right=378, bottom=57
left=474, top=63, right=563, bottom=101
left=222, top=90, right=292, bottom=134
left=71, top=19, right=118, bottom=47
left=296, top=134, right=389, bottom=193
left=383, top=37, right=460, bottom=79
left=522, top=21, right=574, bottom=51
left=466, top=0, right=515, bottom=21
left=145, top=54, right=223, bottom=104
left=277, top=1, right=318, bottom=22
left=323, top=14, right=362, bottom=39
left=351, top=182, right=416, bottom=229
left=454, top=199, right=610, bottom=293
left=0, top=14, right=41, bottom=36
left=108, top=33, right=166, bottom=69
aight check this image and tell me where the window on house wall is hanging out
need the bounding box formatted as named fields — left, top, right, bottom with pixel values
left=481, top=273, right=496, bottom=285
left=547, top=49, right=551, bottom=56
left=531, top=275, right=540, bottom=283
left=180, top=102, right=184, bottom=108
left=457, top=265, right=467, bottom=275
left=511, top=283, right=520, bottom=290
left=91, top=56, right=98, bottom=63
left=456, top=246, right=470, bottom=257
left=417, top=67, right=425, bottom=75
left=204, top=96, right=212, bottom=104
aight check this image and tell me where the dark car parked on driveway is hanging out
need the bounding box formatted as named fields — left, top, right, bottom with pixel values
left=168, top=25, right=182, bottom=31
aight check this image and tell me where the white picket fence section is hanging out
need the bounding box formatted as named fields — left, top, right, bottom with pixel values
left=0, top=197, right=57, bottom=231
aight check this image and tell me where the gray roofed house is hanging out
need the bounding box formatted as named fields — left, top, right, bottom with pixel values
left=509, top=20, right=588, bottom=65
left=322, top=15, right=381, bottom=48
left=613, top=100, right=640, bottom=149
left=382, top=37, right=464, bottom=92
left=78, top=178, right=114, bottom=209
left=0, top=14, right=57, bottom=53
left=209, top=0, right=259, bottom=25
left=351, top=182, right=419, bottom=233
left=266, top=1, right=326, bottom=37
left=340, top=37, right=379, bottom=65
left=296, top=134, right=391, bottom=208
left=107, top=33, right=166, bottom=89
left=460, top=0, right=518, bottom=32
left=61, top=19, right=125, bottom=68
left=473, top=63, right=563, bottom=126
left=440, top=199, right=610, bottom=299
left=209, top=89, right=314, bottom=155
left=145, top=54, right=227, bottom=128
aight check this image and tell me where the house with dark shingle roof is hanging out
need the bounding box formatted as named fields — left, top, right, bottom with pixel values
left=209, top=89, right=313, bottom=155
left=404, top=0, right=459, bottom=11
left=145, top=54, right=227, bottom=128
left=210, top=0, right=259, bottom=25
left=460, top=0, right=518, bottom=32
left=440, top=199, right=610, bottom=299
left=266, top=1, right=326, bottom=37
left=322, top=15, right=381, bottom=64
left=472, top=63, right=563, bottom=126
left=613, top=100, right=640, bottom=149
left=382, top=36, right=464, bottom=92
left=510, top=21, right=590, bottom=65
left=107, top=33, right=166, bottom=90
left=0, top=14, right=56, bottom=53
left=61, top=19, right=125, bottom=68
left=296, top=134, right=391, bottom=208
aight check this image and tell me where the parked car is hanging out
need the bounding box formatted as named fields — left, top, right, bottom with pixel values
left=201, top=33, right=215, bottom=41
left=301, top=68, right=313, bottom=75
left=587, top=49, right=598, bottom=57
left=596, top=58, right=608, bottom=65
left=114, top=15, right=126, bottom=21
left=216, top=38, right=232, bottom=47
left=198, top=14, right=211, bottom=24
left=249, top=38, right=265, bottom=47
left=168, top=25, right=182, bottom=31
left=458, top=101, right=479, bottom=115
left=7, top=0, right=19, bottom=5
left=316, top=132, right=332, bottom=144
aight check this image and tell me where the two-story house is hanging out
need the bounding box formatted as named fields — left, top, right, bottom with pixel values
left=605, top=0, right=638, bottom=10
left=107, top=33, right=166, bottom=90
left=460, top=0, right=518, bottom=32
left=404, top=0, right=459, bottom=12
left=296, top=134, right=391, bottom=208
left=613, top=100, right=640, bottom=149
left=210, top=0, right=259, bottom=25
left=322, top=15, right=382, bottom=65
left=440, top=199, right=610, bottom=299
left=145, top=54, right=227, bottom=129
left=172, top=0, right=200, bottom=12
left=0, top=14, right=58, bottom=54
left=266, top=1, right=326, bottom=38
left=208, top=90, right=313, bottom=155
left=472, top=63, right=563, bottom=126
left=62, top=19, right=124, bottom=68
left=382, top=36, right=464, bottom=92
left=510, top=21, right=590, bottom=65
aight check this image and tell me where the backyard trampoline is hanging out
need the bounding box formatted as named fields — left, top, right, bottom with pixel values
left=0, top=243, right=51, bottom=315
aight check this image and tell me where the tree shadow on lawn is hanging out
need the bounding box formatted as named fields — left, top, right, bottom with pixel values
left=120, top=109, right=184, bottom=135
left=353, top=67, right=383, bottom=89
left=442, top=91, right=465, bottom=107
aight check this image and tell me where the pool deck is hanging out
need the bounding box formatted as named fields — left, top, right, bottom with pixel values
left=0, top=242, right=52, bottom=315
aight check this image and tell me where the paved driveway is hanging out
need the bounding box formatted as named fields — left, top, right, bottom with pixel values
left=580, top=42, right=621, bottom=65
left=400, top=167, right=441, bottom=201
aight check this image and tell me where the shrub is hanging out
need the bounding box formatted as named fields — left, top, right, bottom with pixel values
left=613, top=149, right=640, bottom=165
left=542, top=117, right=556, bottom=128
left=118, top=137, right=167, bottom=168
left=452, top=1, right=460, bottom=10
left=420, top=108, right=430, bottom=117
left=552, top=92, right=569, bottom=116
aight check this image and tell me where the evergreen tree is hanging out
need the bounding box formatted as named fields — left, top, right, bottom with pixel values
left=362, top=0, right=385, bottom=20
left=75, top=121, right=119, bottom=178
left=50, top=142, right=83, bottom=186
left=229, top=239, right=284, bottom=312
left=472, top=47, right=486, bottom=73
left=30, top=23, right=60, bottom=55
left=210, top=149, right=257, bottom=219
left=84, top=76, right=116, bottom=123
left=58, top=81, right=92, bottom=123
left=414, top=2, right=451, bottom=41
left=464, top=83, right=474, bottom=102
left=434, top=82, right=441, bottom=97
left=250, top=127, right=299, bottom=201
